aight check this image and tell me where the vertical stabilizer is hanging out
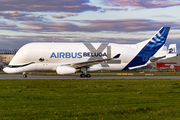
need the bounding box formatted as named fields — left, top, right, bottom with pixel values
left=124, top=27, right=170, bottom=70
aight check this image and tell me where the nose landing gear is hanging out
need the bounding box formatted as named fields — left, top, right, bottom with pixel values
left=23, top=72, right=27, bottom=78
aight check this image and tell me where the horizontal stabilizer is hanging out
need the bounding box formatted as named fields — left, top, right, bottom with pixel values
left=150, top=55, right=166, bottom=62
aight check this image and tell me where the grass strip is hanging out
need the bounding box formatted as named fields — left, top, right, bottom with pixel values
left=0, top=79, right=180, bottom=119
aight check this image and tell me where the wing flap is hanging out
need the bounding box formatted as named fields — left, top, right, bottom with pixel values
left=67, top=54, right=120, bottom=68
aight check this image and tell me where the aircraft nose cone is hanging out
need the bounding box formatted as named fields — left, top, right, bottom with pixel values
left=3, top=67, right=11, bottom=73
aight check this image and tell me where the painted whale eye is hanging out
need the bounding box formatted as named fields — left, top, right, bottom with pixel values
left=39, top=58, right=45, bottom=62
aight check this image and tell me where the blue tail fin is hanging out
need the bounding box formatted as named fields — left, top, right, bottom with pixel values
left=123, top=27, right=170, bottom=70
left=148, top=27, right=170, bottom=50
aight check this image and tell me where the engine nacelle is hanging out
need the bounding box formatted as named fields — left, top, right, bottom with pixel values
left=87, top=64, right=103, bottom=72
left=56, top=66, right=76, bottom=75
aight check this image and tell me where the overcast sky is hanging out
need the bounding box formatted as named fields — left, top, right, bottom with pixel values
left=0, top=0, right=180, bottom=53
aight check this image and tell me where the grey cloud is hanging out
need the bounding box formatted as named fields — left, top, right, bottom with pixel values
left=0, top=22, right=16, bottom=28
left=51, top=13, right=78, bottom=19
left=103, top=0, right=180, bottom=10
left=20, top=19, right=180, bottom=32
left=0, top=35, right=145, bottom=50
left=152, top=15, right=176, bottom=18
left=0, top=0, right=100, bottom=13
left=0, top=11, right=44, bottom=21
left=100, top=7, right=128, bottom=13
left=0, top=34, right=179, bottom=53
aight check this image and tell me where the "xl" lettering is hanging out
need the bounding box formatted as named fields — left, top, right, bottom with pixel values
left=83, top=43, right=121, bottom=67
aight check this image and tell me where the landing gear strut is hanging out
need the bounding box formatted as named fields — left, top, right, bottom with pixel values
left=23, top=72, right=27, bottom=78
left=80, top=67, right=91, bottom=78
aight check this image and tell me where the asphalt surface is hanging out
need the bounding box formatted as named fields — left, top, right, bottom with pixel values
left=1, top=74, right=180, bottom=80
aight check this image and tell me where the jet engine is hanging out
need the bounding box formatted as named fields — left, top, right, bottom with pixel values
left=56, top=66, right=76, bottom=75
left=87, top=64, right=103, bottom=72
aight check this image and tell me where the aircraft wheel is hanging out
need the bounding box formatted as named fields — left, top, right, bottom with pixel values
left=86, top=74, right=91, bottom=78
left=80, top=74, right=86, bottom=78
left=23, top=74, right=27, bottom=78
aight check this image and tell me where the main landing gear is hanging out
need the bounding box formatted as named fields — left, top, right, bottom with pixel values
left=80, top=67, right=91, bottom=78
left=80, top=73, right=91, bottom=78
left=23, top=72, right=27, bottom=78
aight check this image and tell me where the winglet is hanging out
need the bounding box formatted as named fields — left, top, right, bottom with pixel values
left=168, top=44, right=177, bottom=54
left=113, top=54, right=121, bottom=58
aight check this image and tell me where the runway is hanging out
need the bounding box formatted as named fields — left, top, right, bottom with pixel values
left=1, top=74, right=180, bottom=80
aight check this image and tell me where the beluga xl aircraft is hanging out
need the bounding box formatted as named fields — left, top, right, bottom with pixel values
left=3, top=27, right=175, bottom=78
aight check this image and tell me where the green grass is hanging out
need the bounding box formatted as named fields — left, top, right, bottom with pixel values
left=1, top=79, right=180, bottom=119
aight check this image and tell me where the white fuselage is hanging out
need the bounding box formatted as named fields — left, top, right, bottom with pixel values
left=4, top=42, right=140, bottom=73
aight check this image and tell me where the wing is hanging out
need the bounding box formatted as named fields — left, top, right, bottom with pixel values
left=64, top=54, right=120, bottom=68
